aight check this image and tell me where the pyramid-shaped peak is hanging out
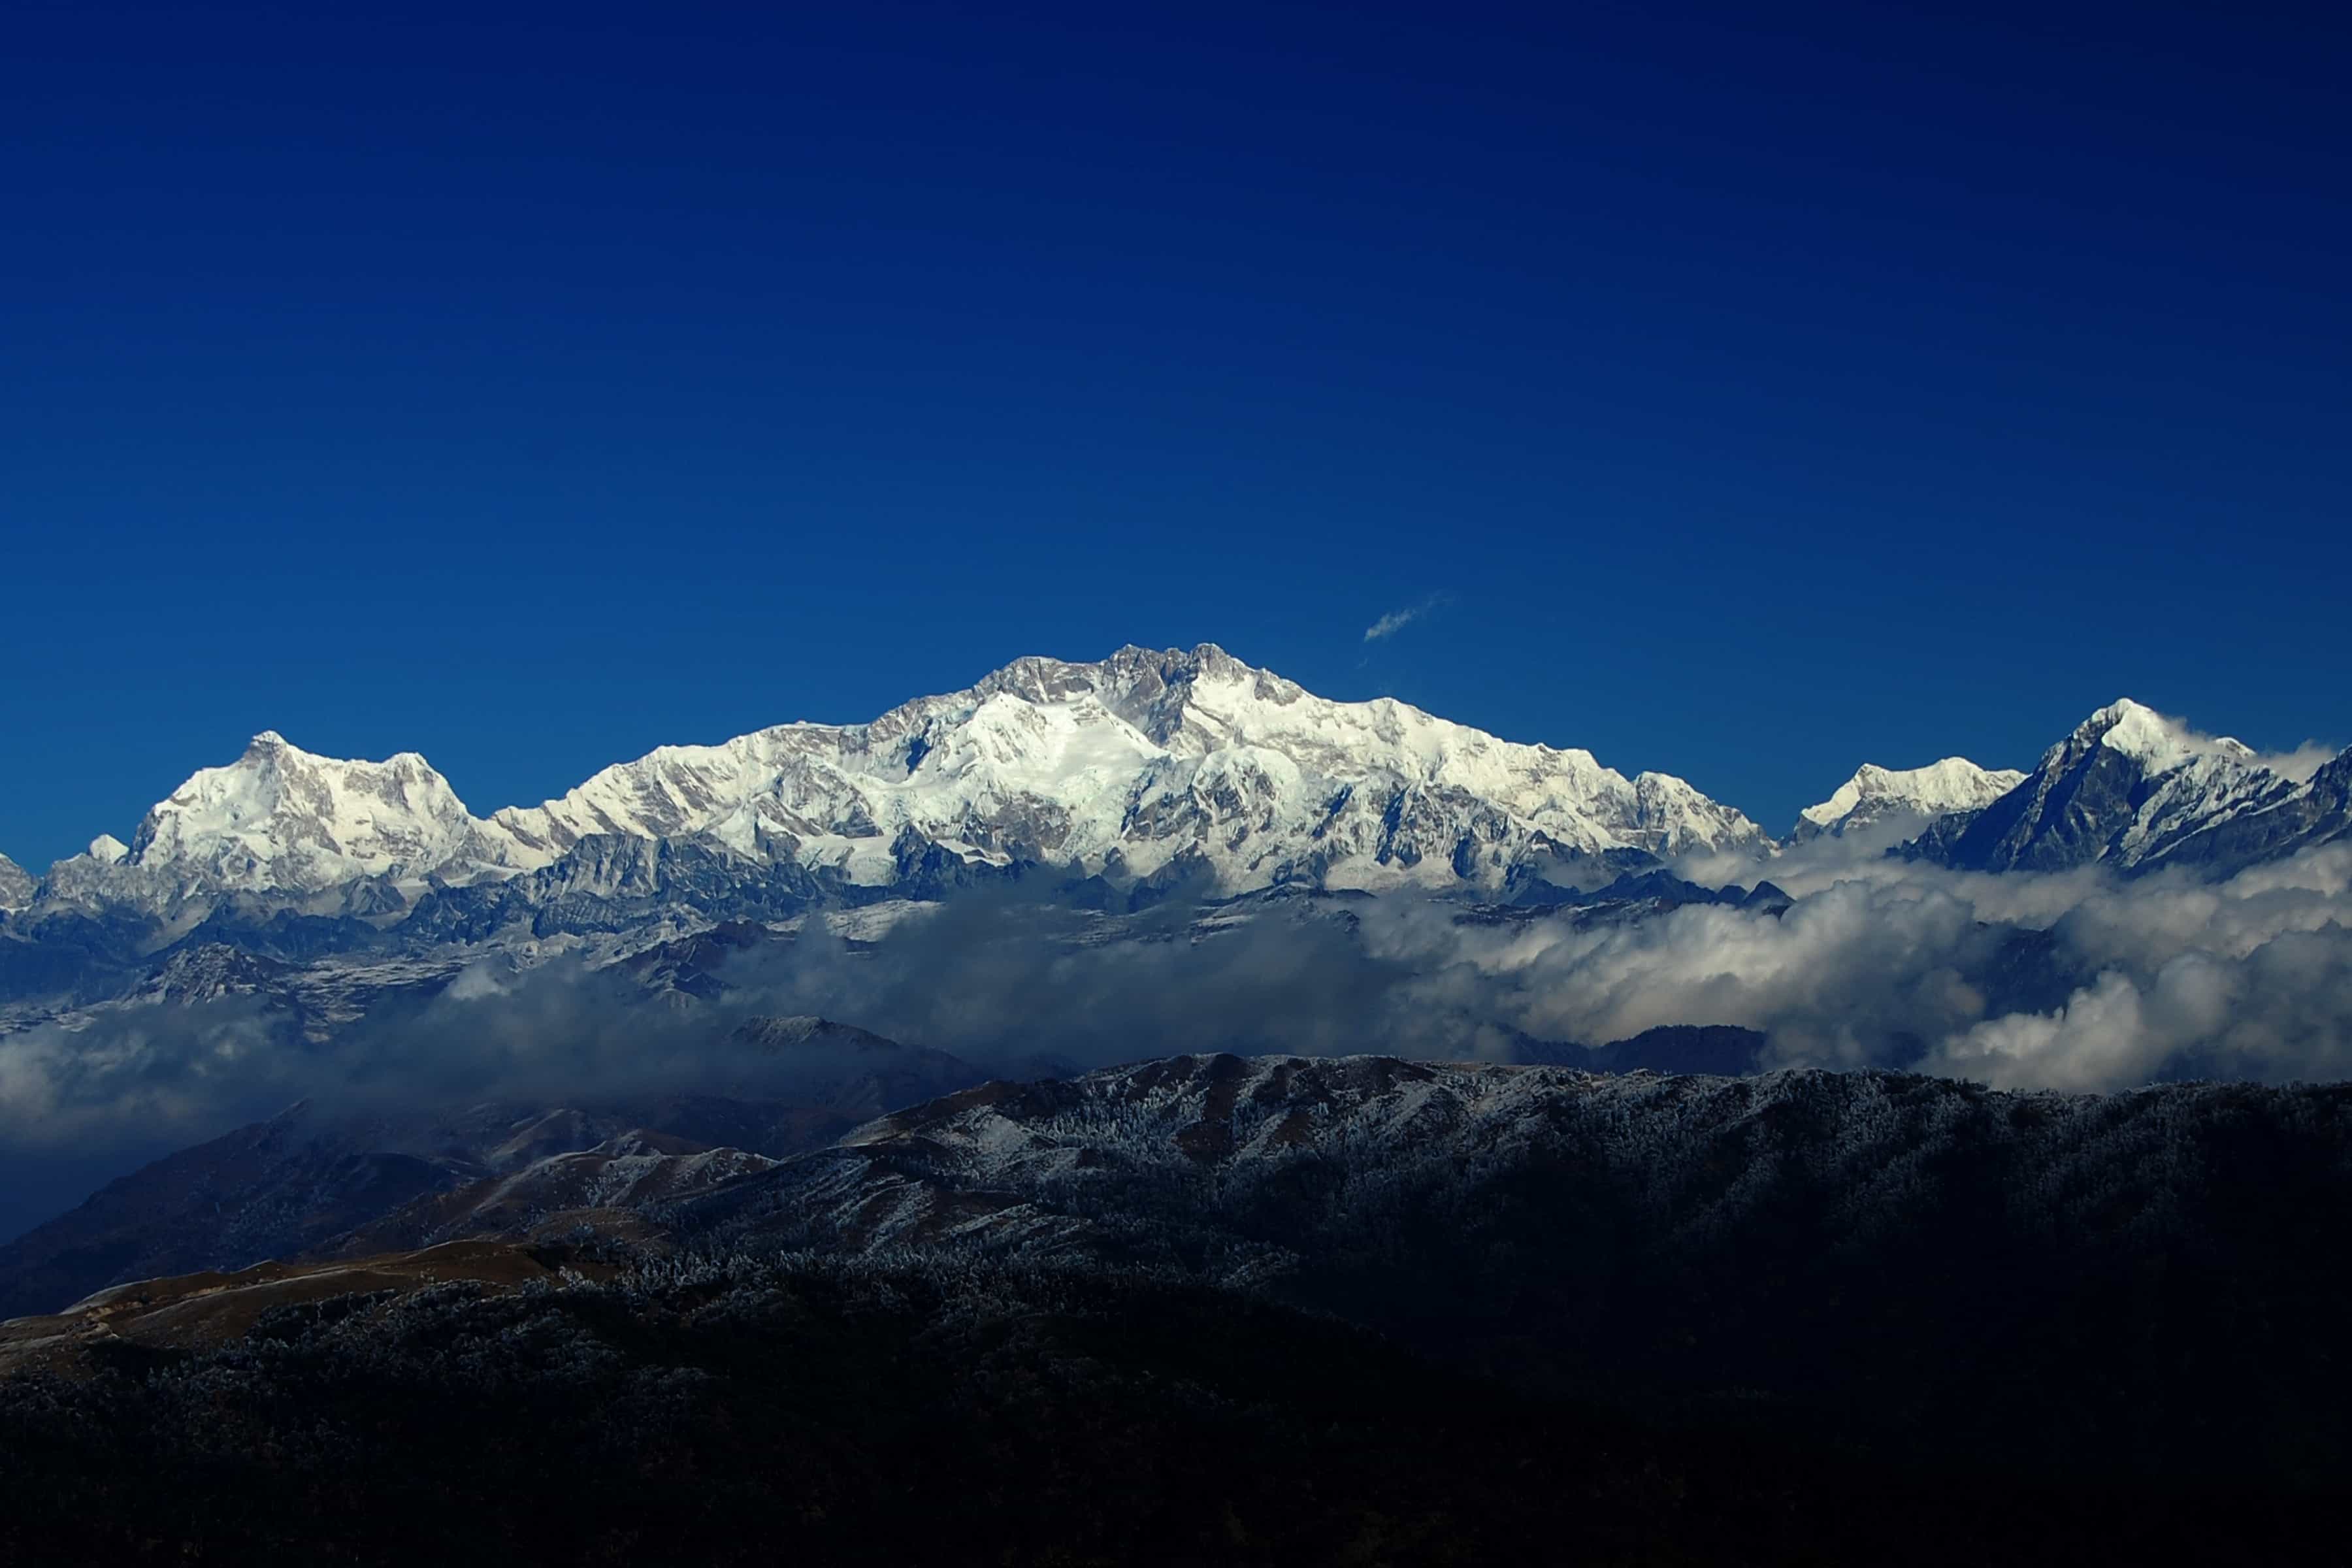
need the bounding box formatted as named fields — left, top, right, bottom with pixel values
left=2072, top=697, right=2162, bottom=741
left=2065, top=699, right=2252, bottom=771
left=118, top=729, right=505, bottom=896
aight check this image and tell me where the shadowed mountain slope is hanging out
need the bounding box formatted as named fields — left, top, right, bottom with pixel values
left=661, top=1052, right=2352, bottom=1485
left=5, top=1053, right=2349, bottom=1561
left=0, top=1017, right=981, bottom=1318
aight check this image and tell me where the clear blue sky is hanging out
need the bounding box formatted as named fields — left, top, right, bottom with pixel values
left=3, top=0, right=2345, bottom=868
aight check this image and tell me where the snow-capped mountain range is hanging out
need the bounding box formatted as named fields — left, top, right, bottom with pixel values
left=489, top=644, right=1769, bottom=877
left=5, top=649, right=2347, bottom=946
left=25, top=645, right=1774, bottom=921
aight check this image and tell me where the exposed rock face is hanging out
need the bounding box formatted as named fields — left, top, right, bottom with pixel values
left=2134, top=743, right=2352, bottom=875
left=1903, top=698, right=2351, bottom=875
left=0, top=855, right=30, bottom=915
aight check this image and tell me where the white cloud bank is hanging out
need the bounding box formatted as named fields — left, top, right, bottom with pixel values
left=3, top=841, right=2350, bottom=1202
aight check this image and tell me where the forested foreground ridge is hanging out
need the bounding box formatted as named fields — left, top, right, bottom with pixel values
left=3, top=1056, right=2349, bottom=1563
left=0, top=1256, right=2338, bottom=1567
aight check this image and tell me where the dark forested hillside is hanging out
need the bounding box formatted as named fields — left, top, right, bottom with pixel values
left=660, top=1055, right=2352, bottom=1486
left=5, top=1055, right=2351, bottom=1563
left=0, top=1256, right=2334, bottom=1567
left=0, top=1017, right=983, bottom=1318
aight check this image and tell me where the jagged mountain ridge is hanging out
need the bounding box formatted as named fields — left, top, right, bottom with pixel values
left=11, top=660, right=2347, bottom=958
left=25, top=645, right=1771, bottom=921
left=21, top=1046, right=2352, bottom=1492
left=655, top=1050, right=2352, bottom=1482
left=0, top=855, right=29, bottom=915
left=35, top=742, right=529, bottom=919
left=0, top=672, right=2340, bottom=1064
left=487, top=644, right=1770, bottom=883
left=131, top=732, right=522, bottom=894
left=1899, top=698, right=2352, bottom=874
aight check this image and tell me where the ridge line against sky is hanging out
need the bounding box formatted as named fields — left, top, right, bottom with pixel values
left=3, top=640, right=2342, bottom=874
left=3, top=0, right=2345, bottom=867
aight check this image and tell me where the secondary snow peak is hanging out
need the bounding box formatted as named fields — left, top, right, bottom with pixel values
left=1792, top=757, right=2026, bottom=842
left=1897, top=698, right=2338, bottom=875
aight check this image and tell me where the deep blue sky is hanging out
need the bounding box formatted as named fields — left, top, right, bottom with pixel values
left=3, top=0, right=2345, bottom=866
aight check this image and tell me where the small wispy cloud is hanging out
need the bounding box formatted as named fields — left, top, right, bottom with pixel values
left=1363, top=594, right=1450, bottom=643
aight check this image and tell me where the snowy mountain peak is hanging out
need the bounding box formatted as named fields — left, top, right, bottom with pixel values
left=485, top=644, right=1766, bottom=896
left=23, top=645, right=1763, bottom=920
left=2066, top=699, right=2253, bottom=773
left=951, top=643, right=1305, bottom=753
left=0, top=853, right=30, bottom=914
left=1901, top=698, right=2339, bottom=875
left=11, top=657, right=2347, bottom=932
left=114, top=732, right=521, bottom=898
left=1795, top=757, right=2027, bottom=841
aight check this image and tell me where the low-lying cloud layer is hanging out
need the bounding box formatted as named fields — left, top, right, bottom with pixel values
left=4, top=840, right=2350, bottom=1237
left=684, top=841, right=2352, bottom=1093
left=1663, top=836, right=2352, bottom=1088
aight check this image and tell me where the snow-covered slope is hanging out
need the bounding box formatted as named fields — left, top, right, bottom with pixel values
left=22, top=647, right=1764, bottom=919
left=1901, top=698, right=2351, bottom=874
left=483, top=642, right=1770, bottom=894
left=0, top=853, right=31, bottom=914
left=28, top=664, right=2340, bottom=932
left=132, top=730, right=529, bottom=887
left=1791, top=759, right=2025, bottom=844
left=40, top=732, right=532, bottom=915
